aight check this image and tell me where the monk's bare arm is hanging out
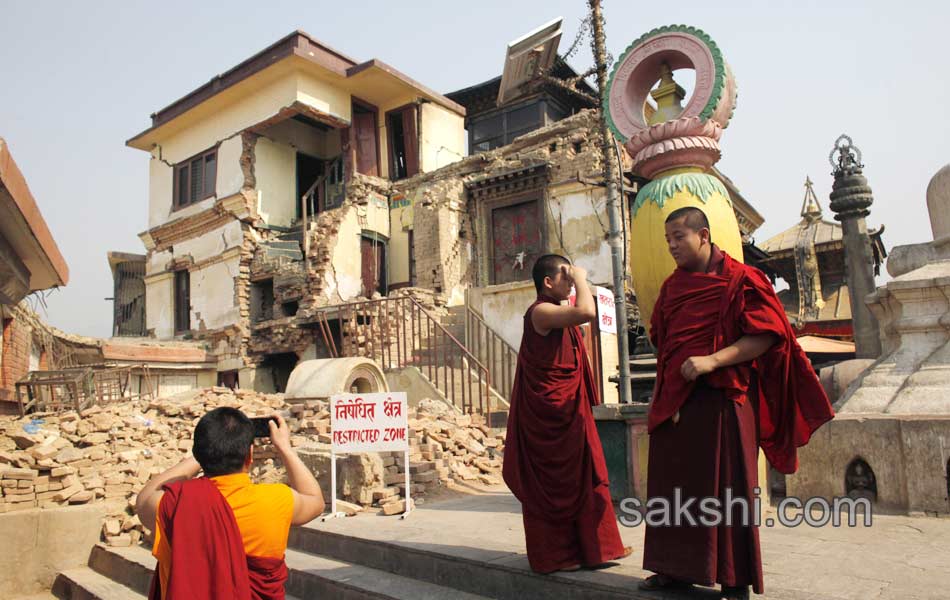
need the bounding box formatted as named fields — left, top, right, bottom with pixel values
left=269, top=414, right=326, bottom=524
left=680, top=333, right=778, bottom=382
left=135, top=456, right=202, bottom=532
left=532, top=266, right=596, bottom=333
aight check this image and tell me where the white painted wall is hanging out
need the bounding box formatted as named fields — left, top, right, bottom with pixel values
left=546, top=185, right=613, bottom=285
left=254, top=136, right=297, bottom=228
left=147, top=136, right=245, bottom=229
left=174, top=221, right=244, bottom=264
left=189, top=255, right=241, bottom=331
left=420, top=102, right=465, bottom=172
left=145, top=273, right=174, bottom=338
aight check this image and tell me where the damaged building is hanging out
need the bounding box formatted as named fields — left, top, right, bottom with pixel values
left=118, top=25, right=766, bottom=411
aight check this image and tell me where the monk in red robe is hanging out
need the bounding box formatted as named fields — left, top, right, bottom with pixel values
left=640, top=207, right=835, bottom=600
left=503, top=254, right=631, bottom=574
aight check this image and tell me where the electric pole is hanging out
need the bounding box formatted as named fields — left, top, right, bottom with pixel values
left=589, top=0, right=632, bottom=404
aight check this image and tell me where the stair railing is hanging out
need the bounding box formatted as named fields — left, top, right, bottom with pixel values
left=335, top=296, right=491, bottom=422
left=463, top=307, right=519, bottom=404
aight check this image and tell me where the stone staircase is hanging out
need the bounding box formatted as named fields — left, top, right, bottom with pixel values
left=408, top=305, right=510, bottom=428
left=51, top=523, right=652, bottom=600
left=51, top=540, right=496, bottom=600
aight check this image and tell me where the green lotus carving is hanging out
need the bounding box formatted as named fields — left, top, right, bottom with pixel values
left=632, top=172, right=731, bottom=217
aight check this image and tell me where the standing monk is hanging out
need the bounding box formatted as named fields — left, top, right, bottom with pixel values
left=503, top=254, right=631, bottom=574
left=640, top=207, right=835, bottom=599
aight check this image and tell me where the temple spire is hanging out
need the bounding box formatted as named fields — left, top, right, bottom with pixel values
left=801, top=176, right=822, bottom=221
left=648, top=63, right=686, bottom=125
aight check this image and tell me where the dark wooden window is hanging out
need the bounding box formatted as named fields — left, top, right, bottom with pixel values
left=469, top=100, right=544, bottom=154
left=173, top=270, right=191, bottom=333
left=173, top=148, right=217, bottom=209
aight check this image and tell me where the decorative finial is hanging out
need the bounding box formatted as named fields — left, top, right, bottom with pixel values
left=801, top=176, right=822, bottom=220
left=829, top=134, right=864, bottom=175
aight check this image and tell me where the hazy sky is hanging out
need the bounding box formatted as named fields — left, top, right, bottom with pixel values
left=2, top=0, right=948, bottom=337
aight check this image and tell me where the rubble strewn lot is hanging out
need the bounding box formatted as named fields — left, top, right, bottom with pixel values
left=0, top=388, right=505, bottom=545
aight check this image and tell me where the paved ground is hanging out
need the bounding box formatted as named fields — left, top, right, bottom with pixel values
left=310, top=485, right=950, bottom=600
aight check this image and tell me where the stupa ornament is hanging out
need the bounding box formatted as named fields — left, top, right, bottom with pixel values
left=605, top=25, right=743, bottom=331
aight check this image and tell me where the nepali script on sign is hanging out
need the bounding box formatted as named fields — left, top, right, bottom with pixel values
left=595, top=286, right=618, bottom=334
left=330, top=392, right=409, bottom=453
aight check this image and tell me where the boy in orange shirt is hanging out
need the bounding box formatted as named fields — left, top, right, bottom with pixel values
left=136, top=407, right=326, bottom=599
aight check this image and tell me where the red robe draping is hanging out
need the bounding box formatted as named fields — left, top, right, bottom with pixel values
left=649, top=250, right=834, bottom=474
left=148, top=477, right=288, bottom=600
left=502, top=295, right=626, bottom=573
left=644, top=248, right=835, bottom=594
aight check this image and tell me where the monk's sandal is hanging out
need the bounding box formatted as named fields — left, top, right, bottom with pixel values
left=638, top=574, right=692, bottom=591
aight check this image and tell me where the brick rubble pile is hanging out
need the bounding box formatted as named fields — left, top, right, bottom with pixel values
left=0, top=388, right=505, bottom=544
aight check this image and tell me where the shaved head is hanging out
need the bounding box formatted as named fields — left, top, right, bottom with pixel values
left=665, top=207, right=712, bottom=242
left=532, top=254, right=570, bottom=294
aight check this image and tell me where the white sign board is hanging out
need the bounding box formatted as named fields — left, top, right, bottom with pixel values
left=331, top=392, right=409, bottom=453
left=595, top=286, right=618, bottom=335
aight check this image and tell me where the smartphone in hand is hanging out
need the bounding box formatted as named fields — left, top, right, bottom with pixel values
left=250, top=416, right=275, bottom=438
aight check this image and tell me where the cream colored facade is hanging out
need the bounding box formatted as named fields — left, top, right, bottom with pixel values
left=130, top=32, right=465, bottom=358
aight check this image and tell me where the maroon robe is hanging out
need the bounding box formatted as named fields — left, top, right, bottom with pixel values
left=148, top=477, right=288, bottom=600
left=643, top=248, right=834, bottom=594
left=503, top=295, right=627, bottom=573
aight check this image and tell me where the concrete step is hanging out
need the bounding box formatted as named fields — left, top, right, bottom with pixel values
left=73, top=542, right=489, bottom=600
left=284, top=548, right=491, bottom=599
left=289, top=525, right=649, bottom=600
left=51, top=567, right=143, bottom=600
left=264, top=240, right=302, bottom=251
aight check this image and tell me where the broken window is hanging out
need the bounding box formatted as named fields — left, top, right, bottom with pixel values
left=173, top=270, right=191, bottom=333
left=173, top=147, right=217, bottom=209
left=387, top=106, right=419, bottom=180
left=281, top=300, right=299, bottom=317
left=469, top=100, right=543, bottom=153
left=250, top=279, right=275, bottom=323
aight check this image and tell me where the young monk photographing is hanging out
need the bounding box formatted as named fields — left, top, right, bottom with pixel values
left=503, top=254, right=632, bottom=574
left=136, top=408, right=326, bottom=599
left=640, top=207, right=834, bottom=600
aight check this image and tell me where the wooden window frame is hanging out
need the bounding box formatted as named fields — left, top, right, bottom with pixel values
left=349, top=97, right=381, bottom=178
left=385, top=103, right=420, bottom=181
left=172, top=146, right=218, bottom=211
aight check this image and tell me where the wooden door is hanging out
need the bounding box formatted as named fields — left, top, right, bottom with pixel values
left=360, top=237, right=386, bottom=297
left=401, top=107, right=419, bottom=177
left=354, top=112, right=379, bottom=176
left=490, top=199, right=542, bottom=284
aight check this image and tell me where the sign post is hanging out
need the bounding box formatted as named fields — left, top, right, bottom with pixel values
left=324, top=392, right=410, bottom=520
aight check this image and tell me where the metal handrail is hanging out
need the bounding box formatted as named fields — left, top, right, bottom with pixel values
left=464, top=306, right=519, bottom=404
left=299, top=156, right=344, bottom=255
left=334, top=296, right=492, bottom=421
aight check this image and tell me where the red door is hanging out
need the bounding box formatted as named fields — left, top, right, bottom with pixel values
left=354, top=112, right=379, bottom=177
left=490, top=200, right=542, bottom=285
left=360, top=237, right=386, bottom=297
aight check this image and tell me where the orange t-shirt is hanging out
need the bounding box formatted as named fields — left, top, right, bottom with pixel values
left=152, top=473, right=294, bottom=599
